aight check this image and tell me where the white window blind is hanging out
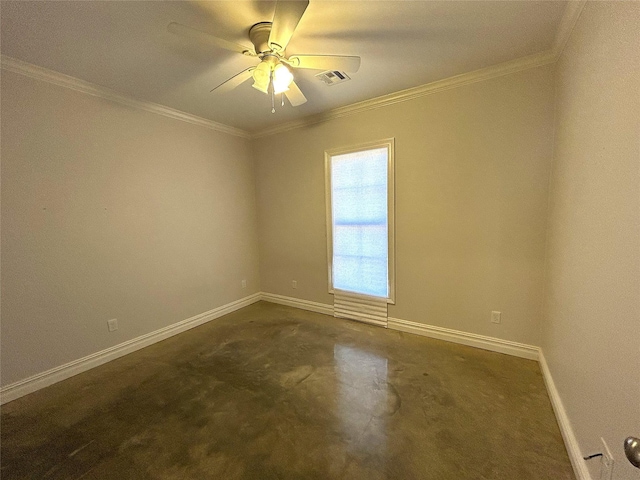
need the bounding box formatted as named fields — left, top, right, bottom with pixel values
left=328, top=146, right=391, bottom=299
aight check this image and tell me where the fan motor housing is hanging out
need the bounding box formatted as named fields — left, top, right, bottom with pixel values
left=249, top=22, right=277, bottom=55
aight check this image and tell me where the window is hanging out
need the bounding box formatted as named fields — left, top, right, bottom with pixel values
left=325, top=139, right=395, bottom=302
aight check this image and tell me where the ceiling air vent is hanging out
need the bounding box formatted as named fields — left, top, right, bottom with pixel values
left=316, top=70, right=351, bottom=86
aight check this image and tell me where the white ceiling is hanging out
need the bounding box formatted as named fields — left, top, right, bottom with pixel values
left=1, top=1, right=567, bottom=133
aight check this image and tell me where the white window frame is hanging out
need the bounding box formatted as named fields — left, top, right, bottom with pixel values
left=324, top=138, right=396, bottom=304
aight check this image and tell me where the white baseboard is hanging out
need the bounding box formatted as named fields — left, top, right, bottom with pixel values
left=539, top=351, right=593, bottom=480
left=257, top=294, right=539, bottom=361
left=387, top=316, right=586, bottom=479
left=387, top=316, right=540, bottom=360
left=0, top=291, right=586, bottom=480
left=260, top=292, right=334, bottom=316
left=0, top=292, right=262, bottom=405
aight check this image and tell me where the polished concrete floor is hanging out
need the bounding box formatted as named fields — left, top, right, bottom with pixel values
left=1, top=302, right=574, bottom=479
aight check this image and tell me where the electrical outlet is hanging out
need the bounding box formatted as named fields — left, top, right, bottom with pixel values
left=107, top=319, right=118, bottom=332
left=292, top=280, right=297, bottom=289
left=600, top=437, right=614, bottom=480
left=491, top=311, right=501, bottom=324
left=241, top=279, right=247, bottom=288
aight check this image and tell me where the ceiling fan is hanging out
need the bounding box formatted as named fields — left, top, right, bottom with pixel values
left=168, top=0, right=361, bottom=111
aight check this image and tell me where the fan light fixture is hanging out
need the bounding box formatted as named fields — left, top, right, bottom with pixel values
left=252, top=60, right=294, bottom=96
left=252, top=61, right=271, bottom=94
left=272, top=63, right=294, bottom=94
left=171, top=0, right=363, bottom=112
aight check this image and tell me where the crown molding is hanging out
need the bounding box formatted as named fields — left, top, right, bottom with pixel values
left=252, top=1, right=587, bottom=140
left=252, top=49, right=556, bottom=139
left=1, top=55, right=251, bottom=139
left=552, top=0, right=587, bottom=60
left=3, top=0, right=584, bottom=144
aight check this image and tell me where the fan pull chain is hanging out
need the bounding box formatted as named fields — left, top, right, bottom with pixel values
left=281, top=93, right=285, bottom=107
left=271, top=87, right=275, bottom=114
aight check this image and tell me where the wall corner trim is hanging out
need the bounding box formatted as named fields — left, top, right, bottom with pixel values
left=252, top=50, right=556, bottom=139
left=551, top=1, right=587, bottom=60
left=0, top=55, right=251, bottom=139
left=538, top=350, right=593, bottom=480
left=260, top=292, right=334, bottom=316
left=0, top=293, right=262, bottom=405
left=387, top=317, right=540, bottom=360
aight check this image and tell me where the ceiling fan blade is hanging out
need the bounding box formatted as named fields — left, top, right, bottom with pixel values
left=287, top=55, right=361, bottom=73
left=284, top=80, right=307, bottom=106
left=168, top=22, right=254, bottom=55
left=268, top=0, right=309, bottom=52
left=211, top=67, right=255, bottom=93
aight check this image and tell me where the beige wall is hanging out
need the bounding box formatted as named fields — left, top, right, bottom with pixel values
left=542, top=3, right=640, bottom=479
left=1, top=71, right=261, bottom=386
left=255, top=64, right=555, bottom=346
left=2, top=8, right=638, bottom=478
